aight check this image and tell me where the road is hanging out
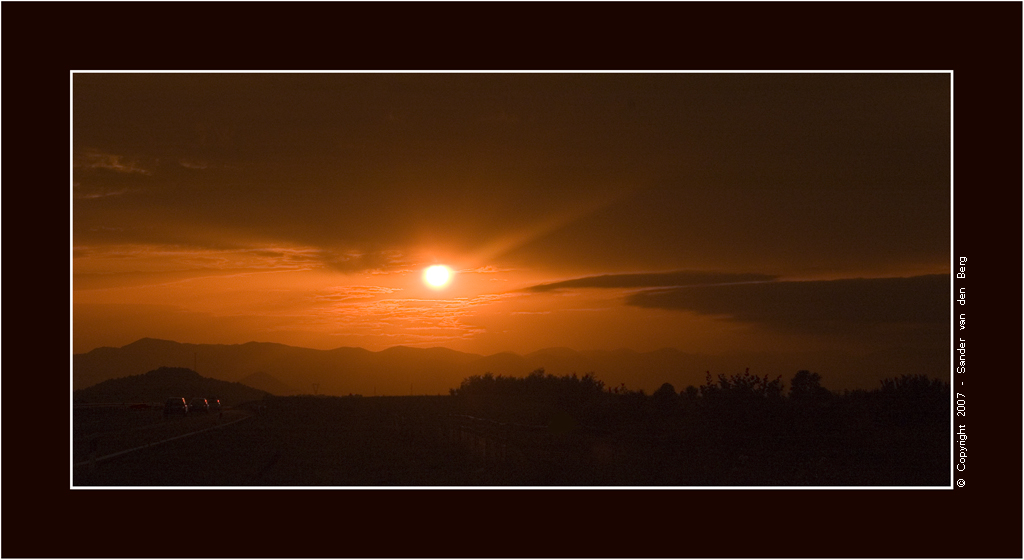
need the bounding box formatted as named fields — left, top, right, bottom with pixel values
left=72, top=407, right=258, bottom=486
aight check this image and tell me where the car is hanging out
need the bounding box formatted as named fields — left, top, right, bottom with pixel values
left=189, top=397, right=210, bottom=413
left=208, top=398, right=222, bottom=412
left=164, top=397, right=189, bottom=416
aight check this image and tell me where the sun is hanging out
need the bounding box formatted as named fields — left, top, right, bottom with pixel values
left=423, top=265, right=452, bottom=288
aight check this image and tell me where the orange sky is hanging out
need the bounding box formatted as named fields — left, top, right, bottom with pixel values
left=73, top=72, right=951, bottom=376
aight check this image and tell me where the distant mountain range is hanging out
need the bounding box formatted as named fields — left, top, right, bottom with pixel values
left=72, top=338, right=948, bottom=396
left=73, top=366, right=269, bottom=406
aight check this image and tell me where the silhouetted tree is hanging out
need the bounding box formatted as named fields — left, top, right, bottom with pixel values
left=700, top=368, right=784, bottom=403
left=682, top=385, right=699, bottom=401
left=879, top=374, right=945, bottom=398
left=651, top=382, right=678, bottom=415
left=696, top=369, right=785, bottom=449
left=877, top=374, right=949, bottom=427
left=451, top=369, right=611, bottom=425
left=653, top=382, right=677, bottom=400
left=789, top=370, right=831, bottom=405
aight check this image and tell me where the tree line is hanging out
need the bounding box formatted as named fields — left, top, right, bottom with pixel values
left=451, top=367, right=947, bottom=426
left=448, top=368, right=949, bottom=484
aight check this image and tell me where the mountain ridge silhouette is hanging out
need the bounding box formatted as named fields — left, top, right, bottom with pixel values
left=73, top=338, right=946, bottom=396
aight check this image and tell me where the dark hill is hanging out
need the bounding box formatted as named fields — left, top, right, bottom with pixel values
left=73, top=367, right=269, bottom=406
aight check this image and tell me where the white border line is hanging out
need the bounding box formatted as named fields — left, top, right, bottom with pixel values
left=950, top=71, right=957, bottom=489
left=71, top=70, right=955, bottom=491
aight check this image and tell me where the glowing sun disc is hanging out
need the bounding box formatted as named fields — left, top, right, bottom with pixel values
left=424, top=265, right=451, bottom=288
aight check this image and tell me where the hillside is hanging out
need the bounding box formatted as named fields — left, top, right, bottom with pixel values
left=73, top=366, right=269, bottom=406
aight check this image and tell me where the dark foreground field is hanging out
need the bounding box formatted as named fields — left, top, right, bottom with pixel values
left=74, top=397, right=476, bottom=486
left=73, top=390, right=949, bottom=486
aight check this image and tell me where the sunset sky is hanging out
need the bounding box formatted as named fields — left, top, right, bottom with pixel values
left=72, top=72, right=951, bottom=371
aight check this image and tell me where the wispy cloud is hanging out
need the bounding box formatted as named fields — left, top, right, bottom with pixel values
left=74, top=242, right=418, bottom=279
left=74, top=187, right=131, bottom=200
left=311, top=293, right=511, bottom=344
left=73, top=243, right=330, bottom=288
left=178, top=159, right=209, bottom=170
left=466, top=265, right=512, bottom=274
left=318, top=249, right=411, bottom=274
left=74, top=150, right=151, bottom=175
left=313, top=286, right=402, bottom=302
left=526, top=270, right=778, bottom=292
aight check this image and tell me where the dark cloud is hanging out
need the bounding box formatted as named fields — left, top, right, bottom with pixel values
left=626, top=274, right=949, bottom=333
left=526, top=271, right=778, bottom=292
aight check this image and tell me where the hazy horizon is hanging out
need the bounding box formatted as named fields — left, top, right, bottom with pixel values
left=75, top=332, right=943, bottom=361
left=73, top=334, right=949, bottom=397
left=77, top=334, right=693, bottom=356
